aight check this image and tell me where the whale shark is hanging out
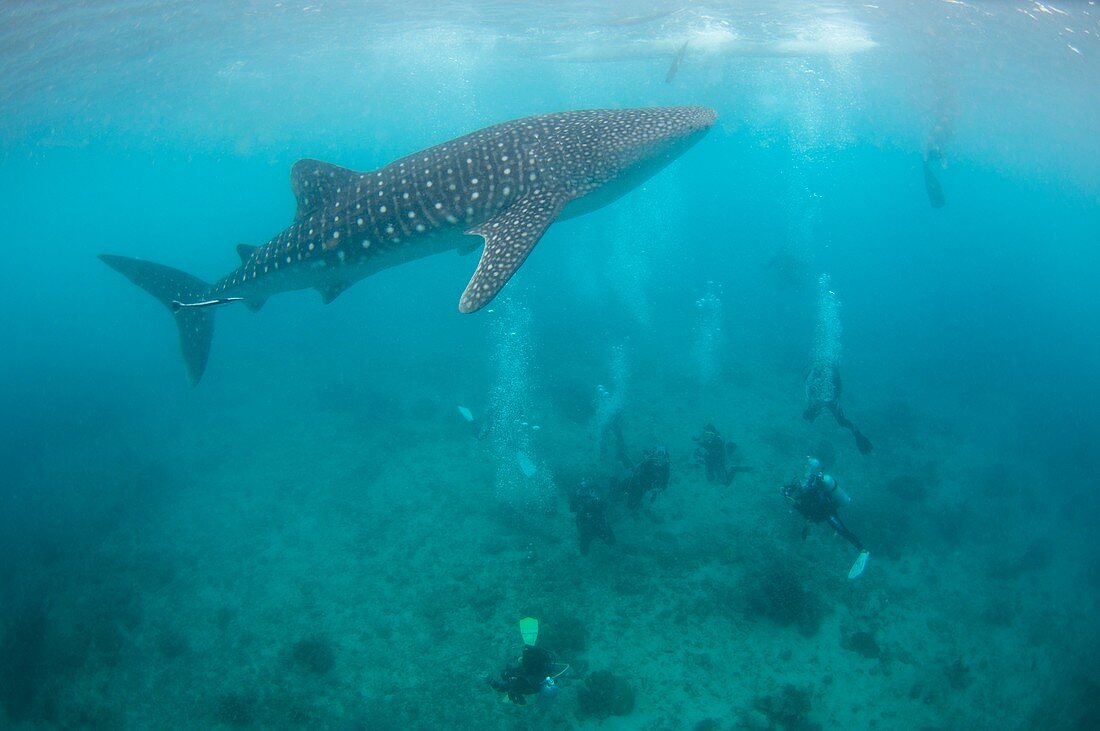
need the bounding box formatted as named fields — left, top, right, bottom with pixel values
left=100, top=106, right=716, bottom=384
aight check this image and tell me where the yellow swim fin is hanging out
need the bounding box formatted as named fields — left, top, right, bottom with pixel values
left=519, top=617, right=539, bottom=646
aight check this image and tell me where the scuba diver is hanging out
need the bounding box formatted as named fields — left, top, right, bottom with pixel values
left=619, top=446, right=671, bottom=513
left=782, top=457, right=870, bottom=579
left=605, top=411, right=633, bottom=471
left=594, top=381, right=632, bottom=471
left=692, top=424, right=739, bottom=485
left=486, top=618, right=569, bottom=706
left=922, top=116, right=951, bottom=209
left=803, top=364, right=873, bottom=455
left=569, top=481, right=616, bottom=556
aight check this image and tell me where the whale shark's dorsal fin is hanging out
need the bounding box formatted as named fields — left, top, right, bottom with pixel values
left=236, top=244, right=257, bottom=263
left=290, top=159, right=363, bottom=222
left=459, top=190, right=566, bottom=313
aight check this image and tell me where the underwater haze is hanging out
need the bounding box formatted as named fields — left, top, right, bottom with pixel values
left=2, top=1, right=1099, bottom=728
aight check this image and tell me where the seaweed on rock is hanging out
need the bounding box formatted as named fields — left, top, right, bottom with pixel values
left=577, top=670, right=635, bottom=720
left=751, top=684, right=819, bottom=731
left=290, top=636, right=335, bottom=675
left=745, top=564, right=827, bottom=637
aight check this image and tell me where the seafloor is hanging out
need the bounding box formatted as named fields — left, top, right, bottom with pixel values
left=2, top=327, right=1097, bottom=731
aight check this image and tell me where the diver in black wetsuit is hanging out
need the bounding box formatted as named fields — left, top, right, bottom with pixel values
left=782, top=458, right=870, bottom=578
left=620, top=446, right=671, bottom=513
left=693, top=424, right=738, bottom=485
left=803, top=364, right=873, bottom=455
left=486, top=644, right=557, bottom=706
left=606, top=411, right=633, bottom=471
left=569, top=482, right=615, bottom=555
left=922, top=117, right=951, bottom=208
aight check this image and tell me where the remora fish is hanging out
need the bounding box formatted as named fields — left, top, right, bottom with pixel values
left=101, top=106, right=716, bottom=384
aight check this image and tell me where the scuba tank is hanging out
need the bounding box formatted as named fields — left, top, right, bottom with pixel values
left=802, top=457, right=822, bottom=492
left=820, top=474, right=851, bottom=508
left=537, top=676, right=560, bottom=707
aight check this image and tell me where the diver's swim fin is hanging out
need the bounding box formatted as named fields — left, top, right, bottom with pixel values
left=848, top=550, right=869, bottom=580
left=519, top=617, right=539, bottom=646
left=923, top=161, right=946, bottom=208
left=854, top=430, right=873, bottom=455
left=516, top=452, right=537, bottom=478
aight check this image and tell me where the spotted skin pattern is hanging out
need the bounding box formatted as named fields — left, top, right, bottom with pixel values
left=100, top=106, right=716, bottom=382
left=462, top=188, right=565, bottom=313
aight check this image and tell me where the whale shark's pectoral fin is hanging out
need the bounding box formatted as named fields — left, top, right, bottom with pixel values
left=290, top=158, right=365, bottom=222
left=459, top=191, right=565, bottom=313
left=316, top=282, right=349, bottom=304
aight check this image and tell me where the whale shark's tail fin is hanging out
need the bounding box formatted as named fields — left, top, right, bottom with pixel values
left=98, top=254, right=214, bottom=385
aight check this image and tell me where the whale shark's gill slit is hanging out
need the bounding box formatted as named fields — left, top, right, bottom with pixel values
left=460, top=189, right=565, bottom=313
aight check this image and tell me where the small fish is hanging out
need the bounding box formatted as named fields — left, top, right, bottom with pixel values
left=457, top=405, right=474, bottom=422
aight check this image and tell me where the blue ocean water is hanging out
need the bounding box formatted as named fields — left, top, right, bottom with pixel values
left=2, top=1, right=1099, bottom=728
